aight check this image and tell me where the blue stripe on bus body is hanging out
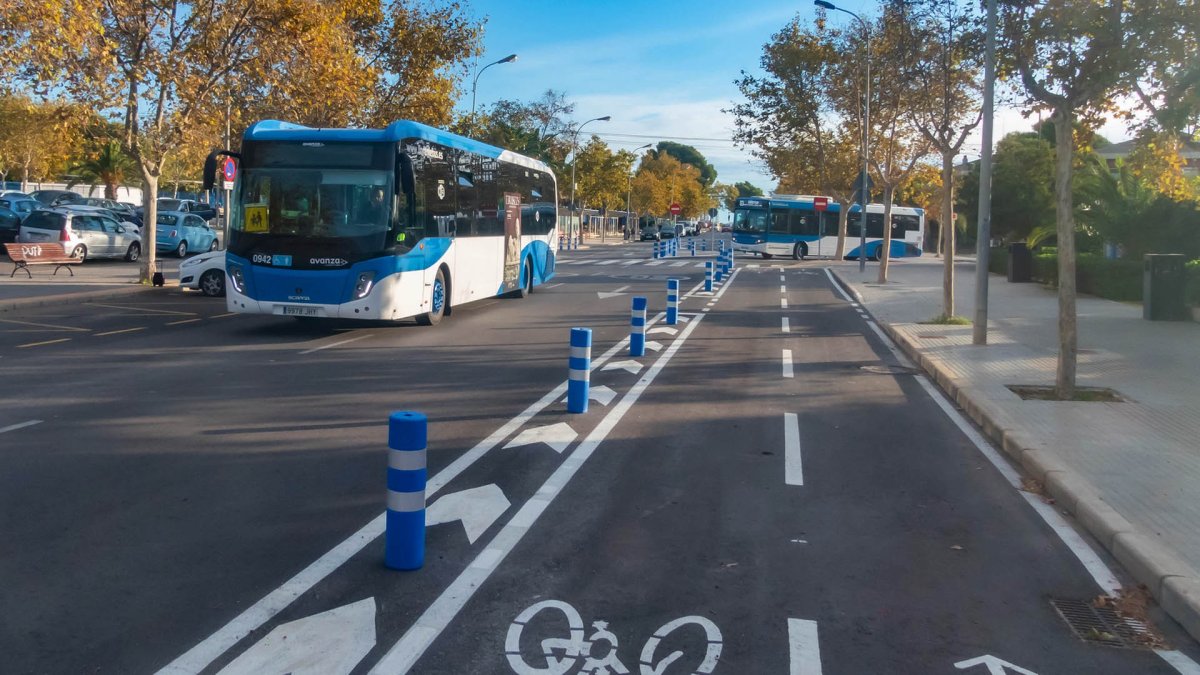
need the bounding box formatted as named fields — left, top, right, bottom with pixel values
left=496, top=239, right=555, bottom=296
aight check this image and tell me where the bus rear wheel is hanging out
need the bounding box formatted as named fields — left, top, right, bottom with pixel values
left=416, top=268, right=447, bottom=326
left=761, top=252, right=773, bottom=260
left=792, top=243, right=808, bottom=261
left=514, top=259, right=533, bottom=298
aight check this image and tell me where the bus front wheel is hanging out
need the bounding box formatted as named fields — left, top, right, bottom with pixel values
left=417, top=268, right=447, bottom=326
left=793, top=243, right=808, bottom=261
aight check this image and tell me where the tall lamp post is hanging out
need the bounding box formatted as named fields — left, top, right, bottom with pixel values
left=815, top=0, right=870, bottom=274
left=626, top=143, right=652, bottom=242
left=569, top=115, right=611, bottom=244
left=469, top=53, right=517, bottom=134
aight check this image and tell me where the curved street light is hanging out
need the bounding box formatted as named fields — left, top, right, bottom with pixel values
left=469, top=54, right=518, bottom=134
left=815, top=0, right=871, bottom=273
left=568, top=115, right=611, bottom=243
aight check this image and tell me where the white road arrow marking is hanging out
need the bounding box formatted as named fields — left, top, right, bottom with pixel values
left=601, top=360, right=644, bottom=375
left=425, top=484, right=510, bottom=544
left=217, top=598, right=375, bottom=675
left=561, top=384, right=618, bottom=407
left=954, top=655, right=1039, bottom=675
left=503, top=422, right=578, bottom=454
left=645, top=341, right=663, bottom=352
left=648, top=327, right=678, bottom=336
left=788, top=618, right=821, bottom=675
left=597, top=285, right=631, bottom=299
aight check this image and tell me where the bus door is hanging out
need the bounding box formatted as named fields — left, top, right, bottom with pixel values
left=502, top=192, right=522, bottom=292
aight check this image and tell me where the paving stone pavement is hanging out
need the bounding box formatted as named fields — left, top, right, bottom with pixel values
left=830, top=255, right=1200, bottom=643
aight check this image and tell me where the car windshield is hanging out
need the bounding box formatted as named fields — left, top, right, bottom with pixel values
left=158, top=199, right=182, bottom=211
left=733, top=209, right=768, bottom=233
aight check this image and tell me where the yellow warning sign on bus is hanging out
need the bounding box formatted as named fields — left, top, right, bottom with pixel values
left=244, top=205, right=268, bottom=233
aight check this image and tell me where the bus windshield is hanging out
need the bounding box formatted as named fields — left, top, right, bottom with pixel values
left=733, top=209, right=768, bottom=233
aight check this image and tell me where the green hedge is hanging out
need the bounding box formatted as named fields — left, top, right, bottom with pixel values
left=988, top=248, right=1200, bottom=307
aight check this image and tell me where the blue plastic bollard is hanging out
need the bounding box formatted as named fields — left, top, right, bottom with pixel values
left=715, top=258, right=724, bottom=283
left=667, top=279, right=679, bottom=325
left=386, top=411, right=427, bottom=570
left=567, top=327, right=592, bottom=414
left=705, top=261, right=713, bottom=292
left=630, top=296, right=647, bottom=357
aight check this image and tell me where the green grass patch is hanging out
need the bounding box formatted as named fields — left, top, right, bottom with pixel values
left=920, top=314, right=973, bottom=325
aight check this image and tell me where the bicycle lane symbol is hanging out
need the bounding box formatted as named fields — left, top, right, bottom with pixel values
left=505, top=599, right=723, bottom=675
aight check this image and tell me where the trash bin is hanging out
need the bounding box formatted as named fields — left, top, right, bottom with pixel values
left=1143, top=254, right=1188, bottom=321
left=1008, top=242, right=1032, bottom=283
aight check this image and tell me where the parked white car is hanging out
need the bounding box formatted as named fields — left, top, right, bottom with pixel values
left=17, top=207, right=142, bottom=262
left=178, top=250, right=226, bottom=296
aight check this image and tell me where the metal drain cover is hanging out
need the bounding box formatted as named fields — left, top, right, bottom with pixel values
left=859, top=365, right=916, bottom=376
left=1050, top=598, right=1154, bottom=649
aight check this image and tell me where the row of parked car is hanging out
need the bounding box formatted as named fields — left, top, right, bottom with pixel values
left=1, top=189, right=221, bottom=262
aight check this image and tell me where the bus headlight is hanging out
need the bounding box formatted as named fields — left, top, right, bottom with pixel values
left=353, top=270, right=376, bottom=299
left=228, top=263, right=245, bottom=293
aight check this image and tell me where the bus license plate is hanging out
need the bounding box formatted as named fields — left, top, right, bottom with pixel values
left=282, top=305, right=320, bottom=317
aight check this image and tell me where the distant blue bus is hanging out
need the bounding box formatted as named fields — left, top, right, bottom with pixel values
left=731, top=195, right=924, bottom=260
left=205, top=120, right=557, bottom=324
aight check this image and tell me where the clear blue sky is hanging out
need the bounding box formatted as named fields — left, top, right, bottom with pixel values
left=459, top=0, right=1129, bottom=193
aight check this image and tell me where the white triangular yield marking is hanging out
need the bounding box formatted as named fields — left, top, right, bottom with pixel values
left=561, top=384, right=618, bottom=407
left=601, top=360, right=643, bottom=375
left=597, top=285, right=631, bottom=300
left=217, top=598, right=375, bottom=675
left=426, top=484, right=510, bottom=544
left=648, top=327, right=678, bottom=335
left=503, top=422, right=578, bottom=454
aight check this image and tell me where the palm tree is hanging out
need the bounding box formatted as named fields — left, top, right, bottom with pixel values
left=67, top=140, right=136, bottom=200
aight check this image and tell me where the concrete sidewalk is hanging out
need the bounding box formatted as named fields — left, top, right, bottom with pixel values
left=0, top=261, right=171, bottom=312
left=831, top=256, right=1200, bottom=643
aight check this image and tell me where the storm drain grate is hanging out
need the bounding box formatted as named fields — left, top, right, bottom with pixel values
left=1050, top=598, right=1154, bottom=649
left=859, top=364, right=917, bottom=376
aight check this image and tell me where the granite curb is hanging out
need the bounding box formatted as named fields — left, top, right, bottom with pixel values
left=827, top=268, right=1200, bottom=644
left=0, top=283, right=168, bottom=313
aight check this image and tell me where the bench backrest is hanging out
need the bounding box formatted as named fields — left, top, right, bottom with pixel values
left=5, top=242, right=71, bottom=262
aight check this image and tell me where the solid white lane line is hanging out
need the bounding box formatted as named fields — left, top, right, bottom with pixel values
left=17, top=338, right=72, bottom=348
left=782, top=317, right=790, bottom=333
left=864, top=322, right=914, bottom=368
left=788, top=619, right=822, bottom=675
left=784, top=413, right=803, bottom=486
left=823, top=268, right=854, bottom=303
left=370, top=316, right=708, bottom=674
left=0, top=420, right=42, bottom=434
left=96, top=327, right=146, bottom=337
left=782, top=349, right=794, bottom=378
left=161, top=313, right=670, bottom=675
left=167, top=318, right=204, bottom=326
left=541, top=283, right=563, bottom=289
left=299, top=333, right=373, bottom=355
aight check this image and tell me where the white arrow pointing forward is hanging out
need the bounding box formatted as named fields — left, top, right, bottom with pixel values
left=601, top=360, right=644, bottom=375
left=217, top=598, right=375, bottom=675
left=561, top=384, right=618, bottom=407
left=503, top=422, right=578, bottom=453
left=954, top=655, right=1039, bottom=675
left=426, top=484, right=510, bottom=544
left=597, top=285, right=631, bottom=299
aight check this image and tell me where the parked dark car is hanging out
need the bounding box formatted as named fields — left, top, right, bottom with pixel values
left=28, top=189, right=84, bottom=207
left=0, top=206, right=21, bottom=243
left=0, top=197, right=41, bottom=222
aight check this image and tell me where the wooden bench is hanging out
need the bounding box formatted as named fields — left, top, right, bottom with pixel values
left=4, top=242, right=82, bottom=278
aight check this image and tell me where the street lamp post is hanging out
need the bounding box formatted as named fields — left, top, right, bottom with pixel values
left=569, top=115, right=611, bottom=245
left=469, top=53, right=517, bottom=135
left=626, top=143, right=652, bottom=243
left=815, top=0, right=870, bottom=274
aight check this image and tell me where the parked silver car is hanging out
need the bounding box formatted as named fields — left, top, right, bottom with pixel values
left=17, top=208, right=142, bottom=262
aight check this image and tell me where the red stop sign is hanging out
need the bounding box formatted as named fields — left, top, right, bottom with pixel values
left=669, top=203, right=682, bottom=215
left=813, top=196, right=828, bottom=212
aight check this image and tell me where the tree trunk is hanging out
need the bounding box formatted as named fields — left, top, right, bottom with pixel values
left=139, top=166, right=159, bottom=284
left=877, top=186, right=895, bottom=283
left=21, top=163, right=30, bottom=194
left=834, top=203, right=849, bottom=259
left=1052, top=107, right=1078, bottom=399
left=106, top=182, right=117, bottom=201
left=942, top=151, right=955, bottom=318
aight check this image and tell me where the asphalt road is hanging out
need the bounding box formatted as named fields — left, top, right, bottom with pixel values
left=1, top=239, right=1197, bottom=674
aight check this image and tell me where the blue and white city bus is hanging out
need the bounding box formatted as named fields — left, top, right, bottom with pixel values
left=202, top=120, right=557, bottom=324
left=731, top=195, right=924, bottom=260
